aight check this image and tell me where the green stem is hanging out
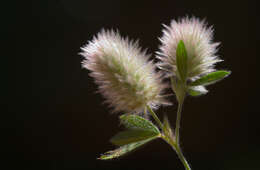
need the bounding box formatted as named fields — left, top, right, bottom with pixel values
left=175, top=145, right=191, bottom=170
left=162, top=134, right=191, bottom=170
left=147, top=105, right=191, bottom=170
left=174, top=87, right=191, bottom=170
left=146, top=106, right=165, bottom=132
left=175, top=96, right=184, bottom=147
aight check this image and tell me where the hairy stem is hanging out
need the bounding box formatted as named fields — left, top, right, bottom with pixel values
left=147, top=105, right=191, bottom=170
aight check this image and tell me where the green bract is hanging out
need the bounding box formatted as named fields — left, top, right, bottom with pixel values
left=176, top=40, right=188, bottom=82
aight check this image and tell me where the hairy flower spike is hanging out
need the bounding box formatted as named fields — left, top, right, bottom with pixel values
left=157, top=17, right=222, bottom=80
left=80, top=30, right=169, bottom=113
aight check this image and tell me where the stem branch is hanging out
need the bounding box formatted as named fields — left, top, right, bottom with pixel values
left=146, top=105, right=191, bottom=170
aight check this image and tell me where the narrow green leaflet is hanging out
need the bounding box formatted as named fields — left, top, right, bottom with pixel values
left=176, top=40, right=188, bottom=82
left=99, top=115, right=161, bottom=160
left=99, top=137, right=157, bottom=160
left=120, top=115, right=160, bottom=134
left=190, top=70, right=231, bottom=86
left=187, top=85, right=208, bottom=96
left=110, top=129, right=159, bottom=146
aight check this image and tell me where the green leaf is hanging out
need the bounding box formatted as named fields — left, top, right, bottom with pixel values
left=187, top=86, right=208, bottom=96
left=99, top=137, right=157, bottom=160
left=110, top=129, right=159, bottom=146
left=176, top=40, right=188, bottom=82
left=99, top=115, right=161, bottom=160
left=120, top=115, right=160, bottom=134
left=190, top=70, right=231, bottom=86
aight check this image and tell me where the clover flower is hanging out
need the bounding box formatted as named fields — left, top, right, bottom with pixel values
left=80, top=18, right=231, bottom=170
left=157, top=17, right=222, bottom=80
left=80, top=30, right=169, bottom=113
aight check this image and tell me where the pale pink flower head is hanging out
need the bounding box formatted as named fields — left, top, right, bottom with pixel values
left=157, top=17, right=222, bottom=80
left=80, top=29, right=169, bottom=114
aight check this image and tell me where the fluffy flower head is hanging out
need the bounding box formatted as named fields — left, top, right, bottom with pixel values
left=157, top=17, right=222, bottom=79
left=81, top=30, right=168, bottom=113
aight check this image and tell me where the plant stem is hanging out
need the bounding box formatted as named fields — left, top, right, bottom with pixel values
left=146, top=105, right=165, bottom=132
left=175, top=144, right=191, bottom=170
left=147, top=105, right=191, bottom=170
left=174, top=87, right=191, bottom=170
left=175, top=96, right=184, bottom=147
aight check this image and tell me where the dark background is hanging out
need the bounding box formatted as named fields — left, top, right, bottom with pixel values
left=5, top=0, right=258, bottom=169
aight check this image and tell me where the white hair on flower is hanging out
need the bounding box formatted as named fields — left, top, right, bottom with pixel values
left=157, top=17, right=222, bottom=79
left=80, top=29, right=169, bottom=114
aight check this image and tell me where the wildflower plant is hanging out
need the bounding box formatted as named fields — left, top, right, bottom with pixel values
left=80, top=17, right=231, bottom=170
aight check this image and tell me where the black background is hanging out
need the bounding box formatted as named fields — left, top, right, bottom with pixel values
left=5, top=0, right=258, bottom=169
